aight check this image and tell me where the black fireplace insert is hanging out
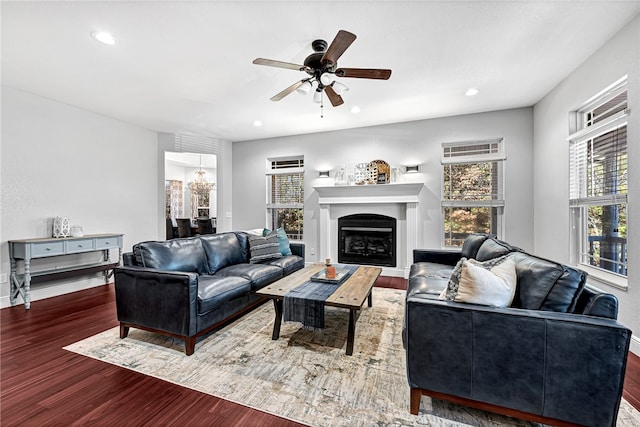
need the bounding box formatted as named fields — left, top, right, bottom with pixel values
left=338, top=213, right=396, bottom=267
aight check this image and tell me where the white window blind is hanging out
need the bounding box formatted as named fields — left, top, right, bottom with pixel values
left=266, top=157, right=304, bottom=240
left=569, top=94, right=628, bottom=207
left=268, top=173, right=304, bottom=208
left=174, top=133, right=224, bottom=155
left=441, top=138, right=505, bottom=164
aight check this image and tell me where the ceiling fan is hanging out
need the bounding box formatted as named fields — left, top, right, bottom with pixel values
left=252, top=30, right=392, bottom=109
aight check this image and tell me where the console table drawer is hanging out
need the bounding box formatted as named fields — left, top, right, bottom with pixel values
left=66, top=239, right=95, bottom=253
left=31, top=241, right=65, bottom=257
left=96, top=237, right=120, bottom=250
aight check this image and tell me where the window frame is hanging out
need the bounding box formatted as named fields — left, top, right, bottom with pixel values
left=265, top=156, right=304, bottom=241
left=440, top=138, right=506, bottom=248
left=568, top=76, right=628, bottom=288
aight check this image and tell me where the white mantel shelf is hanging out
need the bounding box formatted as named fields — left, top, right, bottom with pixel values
left=313, top=182, right=424, bottom=204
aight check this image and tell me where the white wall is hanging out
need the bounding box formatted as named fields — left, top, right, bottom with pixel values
left=533, top=16, right=639, bottom=352
left=0, top=86, right=159, bottom=307
left=233, top=107, right=534, bottom=262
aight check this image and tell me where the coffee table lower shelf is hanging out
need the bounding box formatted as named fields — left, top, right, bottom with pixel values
left=257, top=264, right=382, bottom=356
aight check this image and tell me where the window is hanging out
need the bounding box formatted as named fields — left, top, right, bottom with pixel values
left=441, top=139, right=505, bottom=247
left=266, top=157, right=304, bottom=240
left=569, top=77, right=628, bottom=279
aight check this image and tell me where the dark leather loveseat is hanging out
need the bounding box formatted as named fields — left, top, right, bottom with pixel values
left=404, top=234, right=631, bottom=427
left=115, top=231, right=304, bottom=355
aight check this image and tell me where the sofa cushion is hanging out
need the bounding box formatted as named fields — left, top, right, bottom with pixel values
left=248, top=231, right=283, bottom=263
left=511, top=252, right=586, bottom=313
left=455, top=257, right=517, bottom=307
left=197, top=275, right=251, bottom=315
left=407, top=262, right=454, bottom=299
left=137, top=238, right=208, bottom=274
left=215, top=263, right=283, bottom=290
left=131, top=244, right=145, bottom=266
left=263, top=227, right=293, bottom=256
left=200, top=232, right=246, bottom=274
left=261, top=255, right=305, bottom=275
left=461, top=233, right=493, bottom=259
left=233, top=232, right=252, bottom=262
left=475, top=238, right=515, bottom=262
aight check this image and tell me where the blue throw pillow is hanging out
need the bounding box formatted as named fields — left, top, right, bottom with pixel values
left=263, top=227, right=293, bottom=256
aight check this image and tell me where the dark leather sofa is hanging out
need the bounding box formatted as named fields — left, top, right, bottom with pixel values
left=115, top=231, right=304, bottom=355
left=405, top=234, right=631, bottom=427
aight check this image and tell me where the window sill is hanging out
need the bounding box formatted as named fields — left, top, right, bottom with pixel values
left=579, top=264, right=628, bottom=291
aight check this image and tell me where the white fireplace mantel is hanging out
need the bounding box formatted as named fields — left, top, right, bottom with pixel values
left=314, top=182, right=424, bottom=205
left=313, top=182, right=424, bottom=277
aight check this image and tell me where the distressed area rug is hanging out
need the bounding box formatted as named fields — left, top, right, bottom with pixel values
left=64, top=288, right=640, bottom=427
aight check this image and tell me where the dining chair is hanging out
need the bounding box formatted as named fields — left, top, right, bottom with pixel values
left=166, top=218, right=176, bottom=239
left=197, top=218, right=216, bottom=235
left=176, top=218, right=193, bottom=238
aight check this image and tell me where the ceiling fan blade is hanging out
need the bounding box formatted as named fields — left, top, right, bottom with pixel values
left=335, top=68, right=392, bottom=80
left=321, top=30, right=357, bottom=66
left=253, top=58, right=307, bottom=71
left=324, top=85, right=344, bottom=107
left=270, top=80, right=306, bottom=101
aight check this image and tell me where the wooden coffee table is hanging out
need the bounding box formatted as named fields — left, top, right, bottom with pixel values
left=257, top=264, right=382, bottom=355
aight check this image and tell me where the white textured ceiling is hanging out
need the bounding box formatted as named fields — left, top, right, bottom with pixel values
left=3, top=1, right=639, bottom=142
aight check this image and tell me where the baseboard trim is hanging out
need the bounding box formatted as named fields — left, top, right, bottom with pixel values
left=0, top=278, right=107, bottom=309
left=381, top=267, right=405, bottom=277
left=630, top=334, right=640, bottom=357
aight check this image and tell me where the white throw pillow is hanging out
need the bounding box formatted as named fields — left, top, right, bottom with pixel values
left=454, top=257, right=517, bottom=308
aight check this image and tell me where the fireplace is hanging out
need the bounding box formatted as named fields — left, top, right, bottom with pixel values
left=338, top=214, right=396, bottom=267
left=314, top=182, right=424, bottom=277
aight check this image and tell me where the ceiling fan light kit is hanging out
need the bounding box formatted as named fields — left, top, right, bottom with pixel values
left=313, top=90, right=323, bottom=104
left=296, top=81, right=312, bottom=95
left=253, top=30, right=391, bottom=116
left=332, top=81, right=349, bottom=95
left=320, top=72, right=335, bottom=85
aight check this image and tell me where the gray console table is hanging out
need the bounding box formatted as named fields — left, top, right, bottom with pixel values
left=8, top=233, right=123, bottom=309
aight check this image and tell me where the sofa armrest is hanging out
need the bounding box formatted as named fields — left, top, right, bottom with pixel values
left=574, top=285, right=619, bottom=319
left=114, top=266, right=199, bottom=337
left=405, top=297, right=630, bottom=426
left=290, top=242, right=305, bottom=259
left=122, top=252, right=136, bottom=266
left=412, top=249, right=461, bottom=265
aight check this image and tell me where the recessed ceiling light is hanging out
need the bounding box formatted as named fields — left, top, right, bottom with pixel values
left=91, top=31, right=118, bottom=45
left=465, top=88, right=479, bottom=97
left=350, top=106, right=361, bottom=114
left=253, top=120, right=263, bottom=127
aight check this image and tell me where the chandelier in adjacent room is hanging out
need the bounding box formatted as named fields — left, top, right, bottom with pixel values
left=188, top=156, right=215, bottom=194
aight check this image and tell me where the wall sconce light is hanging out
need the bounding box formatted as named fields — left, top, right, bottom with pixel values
left=405, top=165, right=419, bottom=174
left=318, top=170, right=330, bottom=178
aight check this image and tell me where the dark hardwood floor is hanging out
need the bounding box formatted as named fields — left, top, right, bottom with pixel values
left=1, top=278, right=638, bottom=426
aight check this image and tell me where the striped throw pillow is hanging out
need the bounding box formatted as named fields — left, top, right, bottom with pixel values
left=248, top=230, right=283, bottom=263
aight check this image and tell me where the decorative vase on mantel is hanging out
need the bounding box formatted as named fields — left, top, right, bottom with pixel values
left=52, top=216, right=70, bottom=238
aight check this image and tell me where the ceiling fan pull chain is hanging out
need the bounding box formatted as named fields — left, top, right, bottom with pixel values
left=320, top=92, right=324, bottom=118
